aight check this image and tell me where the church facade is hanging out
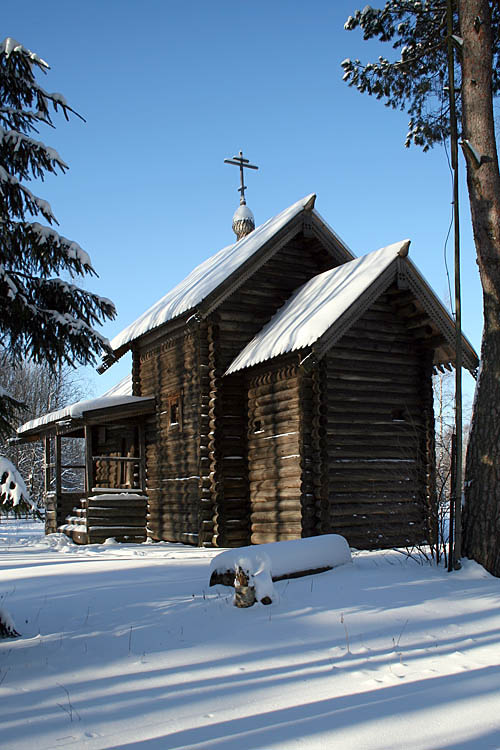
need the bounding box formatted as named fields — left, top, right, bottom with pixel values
left=18, top=193, right=478, bottom=550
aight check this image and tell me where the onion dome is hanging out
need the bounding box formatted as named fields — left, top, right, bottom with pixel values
left=232, top=201, right=255, bottom=241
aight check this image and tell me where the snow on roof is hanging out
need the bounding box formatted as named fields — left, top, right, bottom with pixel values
left=226, top=239, right=410, bottom=375
left=17, top=374, right=150, bottom=435
left=110, top=194, right=317, bottom=352
left=99, top=373, right=132, bottom=398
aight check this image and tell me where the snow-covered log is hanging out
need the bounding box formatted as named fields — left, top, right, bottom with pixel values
left=209, top=534, right=352, bottom=605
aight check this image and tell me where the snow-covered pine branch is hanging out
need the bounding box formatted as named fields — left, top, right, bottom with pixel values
left=341, top=1, right=460, bottom=150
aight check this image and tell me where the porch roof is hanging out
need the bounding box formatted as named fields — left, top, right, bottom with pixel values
left=17, top=375, right=154, bottom=439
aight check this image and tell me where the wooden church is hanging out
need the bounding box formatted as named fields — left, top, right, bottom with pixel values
left=18, top=161, right=478, bottom=550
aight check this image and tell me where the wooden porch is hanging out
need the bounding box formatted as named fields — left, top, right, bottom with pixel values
left=17, top=393, right=155, bottom=545
left=44, top=427, right=149, bottom=544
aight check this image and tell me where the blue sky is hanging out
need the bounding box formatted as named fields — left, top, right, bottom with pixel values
left=4, top=0, right=482, bottom=399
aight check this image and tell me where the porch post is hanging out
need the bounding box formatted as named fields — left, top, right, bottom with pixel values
left=138, top=422, right=146, bottom=491
left=84, top=426, right=93, bottom=495
left=54, top=434, right=62, bottom=499
left=44, top=435, right=51, bottom=494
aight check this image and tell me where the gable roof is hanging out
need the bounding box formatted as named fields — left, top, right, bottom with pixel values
left=105, top=194, right=354, bottom=364
left=226, top=240, right=479, bottom=376
left=226, top=240, right=409, bottom=374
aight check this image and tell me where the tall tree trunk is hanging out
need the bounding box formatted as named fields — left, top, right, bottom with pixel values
left=461, top=0, right=500, bottom=576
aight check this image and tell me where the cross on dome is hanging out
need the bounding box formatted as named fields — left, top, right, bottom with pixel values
left=224, top=150, right=259, bottom=206
left=224, top=150, right=259, bottom=241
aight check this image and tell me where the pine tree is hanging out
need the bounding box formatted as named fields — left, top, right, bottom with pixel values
left=342, top=1, right=500, bottom=576
left=0, top=37, right=115, bottom=435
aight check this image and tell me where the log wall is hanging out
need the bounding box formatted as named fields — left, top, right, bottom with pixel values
left=320, top=291, right=435, bottom=549
left=85, top=493, right=148, bottom=544
left=209, top=233, right=336, bottom=547
left=247, top=366, right=303, bottom=544
left=139, top=331, right=200, bottom=545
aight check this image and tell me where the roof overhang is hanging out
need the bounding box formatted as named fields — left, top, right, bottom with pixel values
left=17, top=396, right=156, bottom=442
left=310, top=256, right=478, bottom=376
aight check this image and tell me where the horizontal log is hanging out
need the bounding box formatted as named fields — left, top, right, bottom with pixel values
left=250, top=532, right=301, bottom=544
left=248, top=462, right=303, bottom=481
left=148, top=495, right=198, bottom=509
left=248, top=445, right=301, bottom=463
left=324, top=413, right=424, bottom=428
left=247, top=378, right=300, bottom=399
left=325, top=389, right=422, bottom=407
left=327, top=483, right=421, bottom=497
left=326, top=442, right=420, bottom=457
left=327, top=500, right=423, bottom=515
left=325, top=423, right=419, bottom=437
left=326, top=517, right=424, bottom=531
left=251, top=511, right=302, bottom=523
left=325, top=402, right=424, bottom=418
left=147, top=501, right=198, bottom=514
left=150, top=514, right=198, bottom=527
left=325, top=379, right=420, bottom=398
left=327, top=489, right=424, bottom=501
left=213, top=535, right=250, bottom=548
left=327, top=461, right=417, bottom=473
left=337, top=329, right=413, bottom=348
left=250, top=476, right=302, bottom=491
left=249, top=432, right=300, bottom=451
left=220, top=479, right=248, bottom=493
left=326, top=348, right=420, bottom=367
left=248, top=420, right=300, bottom=439
left=86, top=504, right=147, bottom=517
left=87, top=515, right=146, bottom=526
left=85, top=499, right=147, bottom=511
left=324, top=350, right=419, bottom=370
left=248, top=458, right=302, bottom=474
left=324, top=364, right=420, bottom=382
left=250, top=501, right=302, bottom=513
left=251, top=399, right=301, bottom=418
left=87, top=525, right=145, bottom=535
left=250, top=486, right=302, bottom=501
left=250, top=535, right=300, bottom=546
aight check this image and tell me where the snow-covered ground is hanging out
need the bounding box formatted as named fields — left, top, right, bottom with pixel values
left=1, top=520, right=500, bottom=750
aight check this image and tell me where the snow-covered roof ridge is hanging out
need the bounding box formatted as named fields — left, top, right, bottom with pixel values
left=17, top=374, right=150, bottom=435
left=110, top=194, right=317, bottom=353
left=226, top=239, right=410, bottom=375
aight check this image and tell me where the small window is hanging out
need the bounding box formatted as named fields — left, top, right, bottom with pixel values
left=253, top=419, right=264, bottom=434
left=391, top=409, right=406, bottom=422
left=167, top=394, right=182, bottom=429
left=170, top=400, right=179, bottom=425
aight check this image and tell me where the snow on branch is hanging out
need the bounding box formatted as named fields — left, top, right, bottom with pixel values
left=0, top=455, right=33, bottom=509
left=0, top=37, right=49, bottom=68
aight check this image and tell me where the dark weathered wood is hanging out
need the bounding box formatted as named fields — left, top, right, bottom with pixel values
left=39, top=231, right=440, bottom=555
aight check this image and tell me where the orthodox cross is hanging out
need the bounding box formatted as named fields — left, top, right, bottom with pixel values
left=224, top=150, right=259, bottom=204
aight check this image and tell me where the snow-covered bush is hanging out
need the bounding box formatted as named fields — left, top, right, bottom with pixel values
left=0, top=454, right=34, bottom=515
